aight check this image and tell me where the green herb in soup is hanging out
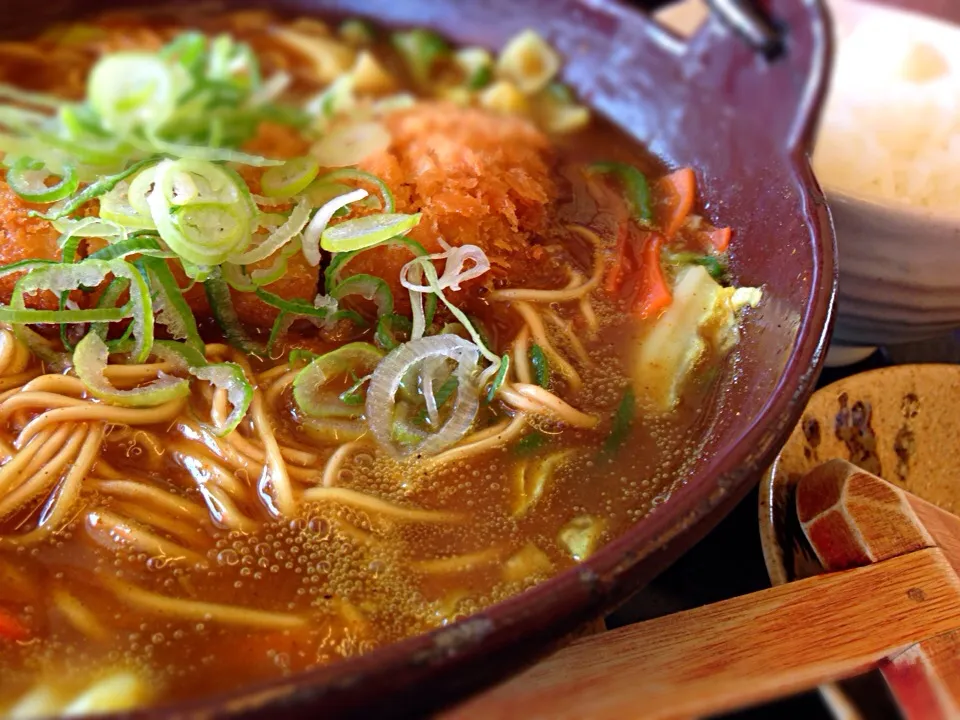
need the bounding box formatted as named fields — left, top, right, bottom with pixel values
left=0, top=8, right=759, bottom=715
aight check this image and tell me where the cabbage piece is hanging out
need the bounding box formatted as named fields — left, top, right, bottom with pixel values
left=558, top=515, right=605, bottom=561
left=503, top=543, right=553, bottom=582
left=633, top=265, right=761, bottom=413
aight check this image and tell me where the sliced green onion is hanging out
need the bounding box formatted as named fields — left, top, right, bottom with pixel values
left=143, top=132, right=283, bottom=167
left=330, top=274, right=394, bottom=317
left=288, top=348, right=320, bottom=366
left=603, top=386, right=636, bottom=455
left=149, top=339, right=253, bottom=436
left=7, top=158, right=78, bottom=203
left=31, top=156, right=160, bottom=221
left=228, top=198, right=310, bottom=266
left=0, top=83, right=65, bottom=110
left=148, top=158, right=255, bottom=266
left=413, top=257, right=499, bottom=364
left=203, top=268, right=264, bottom=355
left=260, top=156, right=319, bottom=198
left=588, top=162, right=652, bottom=223
left=293, top=342, right=384, bottom=419
left=375, top=314, right=412, bottom=352
left=5, top=259, right=153, bottom=362
left=51, top=216, right=128, bottom=239
left=486, top=354, right=510, bottom=402
left=249, top=238, right=302, bottom=286
left=316, top=169, right=395, bottom=213
left=324, top=236, right=427, bottom=292
left=92, top=276, right=131, bottom=345
left=513, top=431, right=548, bottom=455
left=530, top=344, right=550, bottom=388
left=321, top=212, right=421, bottom=253
left=88, top=52, right=185, bottom=135
left=668, top=251, right=729, bottom=284
left=74, top=332, right=190, bottom=408
left=137, top=256, right=204, bottom=352
left=0, top=306, right=129, bottom=324
left=301, top=188, right=369, bottom=267
left=87, top=236, right=168, bottom=262
left=392, top=29, right=449, bottom=84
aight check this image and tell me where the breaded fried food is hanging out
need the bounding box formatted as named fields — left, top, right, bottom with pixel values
left=351, top=102, right=556, bottom=306
left=177, top=121, right=318, bottom=327
left=0, top=180, right=66, bottom=309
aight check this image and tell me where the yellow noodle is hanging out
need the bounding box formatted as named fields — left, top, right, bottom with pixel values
left=6, top=332, right=32, bottom=375
left=0, top=368, right=41, bottom=392
left=21, top=374, right=86, bottom=395
left=17, top=424, right=103, bottom=542
left=0, top=426, right=63, bottom=496
left=410, top=547, right=502, bottom=574
left=0, top=425, right=87, bottom=519
left=0, top=329, right=20, bottom=376
left=321, top=440, right=368, bottom=488
left=0, top=556, right=38, bottom=599
left=94, top=480, right=209, bottom=525
left=579, top=295, right=599, bottom=334
left=232, top=351, right=296, bottom=517
left=168, top=442, right=247, bottom=498
left=17, top=424, right=81, bottom=481
left=488, top=225, right=604, bottom=302
left=512, top=325, right=532, bottom=385
left=264, top=368, right=297, bottom=409
left=103, top=577, right=306, bottom=629
left=258, top=364, right=293, bottom=384
left=501, top=384, right=599, bottom=428
left=86, top=509, right=207, bottom=567
left=194, top=483, right=259, bottom=533
left=101, top=362, right=178, bottom=383
left=0, top=391, right=88, bottom=423
left=302, top=487, right=462, bottom=523
left=90, top=457, right=126, bottom=479
left=112, top=500, right=210, bottom=549
left=544, top=309, right=592, bottom=367
left=53, top=587, right=110, bottom=642
left=513, top=302, right=582, bottom=391
left=16, top=397, right=187, bottom=445
left=226, top=427, right=319, bottom=468
left=333, top=518, right=378, bottom=545
left=427, top=413, right=527, bottom=466
left=203, top=343, right=232, bottom=359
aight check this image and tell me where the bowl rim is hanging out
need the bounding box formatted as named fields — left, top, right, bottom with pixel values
left=0, top=0, right=839, bottom=716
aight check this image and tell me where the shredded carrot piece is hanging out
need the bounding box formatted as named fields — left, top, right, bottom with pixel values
left=656, top=167, right=696, bottom=239
left=604, top=221, right=632, bottom=294
left=0, top=608, right=29, bottom=641
left=632, top=234, right=671, bottom=319
left=709, top=226, right=731, bottom=252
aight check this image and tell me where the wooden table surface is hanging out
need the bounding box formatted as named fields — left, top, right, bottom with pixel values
left=609, top=333, right=960, bottom=719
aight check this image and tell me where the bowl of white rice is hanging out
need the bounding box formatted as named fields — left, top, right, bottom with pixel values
left=814, top=0, right=960, bottom=347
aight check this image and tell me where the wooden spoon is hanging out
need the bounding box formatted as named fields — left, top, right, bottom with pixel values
left=445, top=459, right=960, bottom=720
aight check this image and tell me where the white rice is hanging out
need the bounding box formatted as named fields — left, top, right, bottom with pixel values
left=813, top=0, right=960, bottom=210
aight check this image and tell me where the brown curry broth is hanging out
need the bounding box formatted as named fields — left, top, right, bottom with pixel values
left=0, top=12, right=723, bottom=707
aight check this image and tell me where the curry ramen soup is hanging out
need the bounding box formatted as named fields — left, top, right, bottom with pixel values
left=0, top=9, right=761, bottom=715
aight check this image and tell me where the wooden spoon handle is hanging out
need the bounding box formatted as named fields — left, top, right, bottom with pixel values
left=445, top=547, right=960, bottom=720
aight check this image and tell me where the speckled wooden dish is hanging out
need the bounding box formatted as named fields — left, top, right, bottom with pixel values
left=760, top=363, right=960, bottom=718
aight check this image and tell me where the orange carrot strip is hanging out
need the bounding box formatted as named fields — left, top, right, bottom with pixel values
left=656, top=167, right=696, bottom=239
left=709, top=226, right=731, bottom=252
left=632, top=235, right=671, bottom=319
left=604, top=221, right=631, bottom=294
left=0, top=608, right=29, bottom=641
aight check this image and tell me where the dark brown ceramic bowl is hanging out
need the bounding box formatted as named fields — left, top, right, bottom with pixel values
left=1, top=1, right=837, bottom=717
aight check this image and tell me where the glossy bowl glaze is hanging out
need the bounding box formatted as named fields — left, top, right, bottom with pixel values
left=1, top=1, right=837, bottom=717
